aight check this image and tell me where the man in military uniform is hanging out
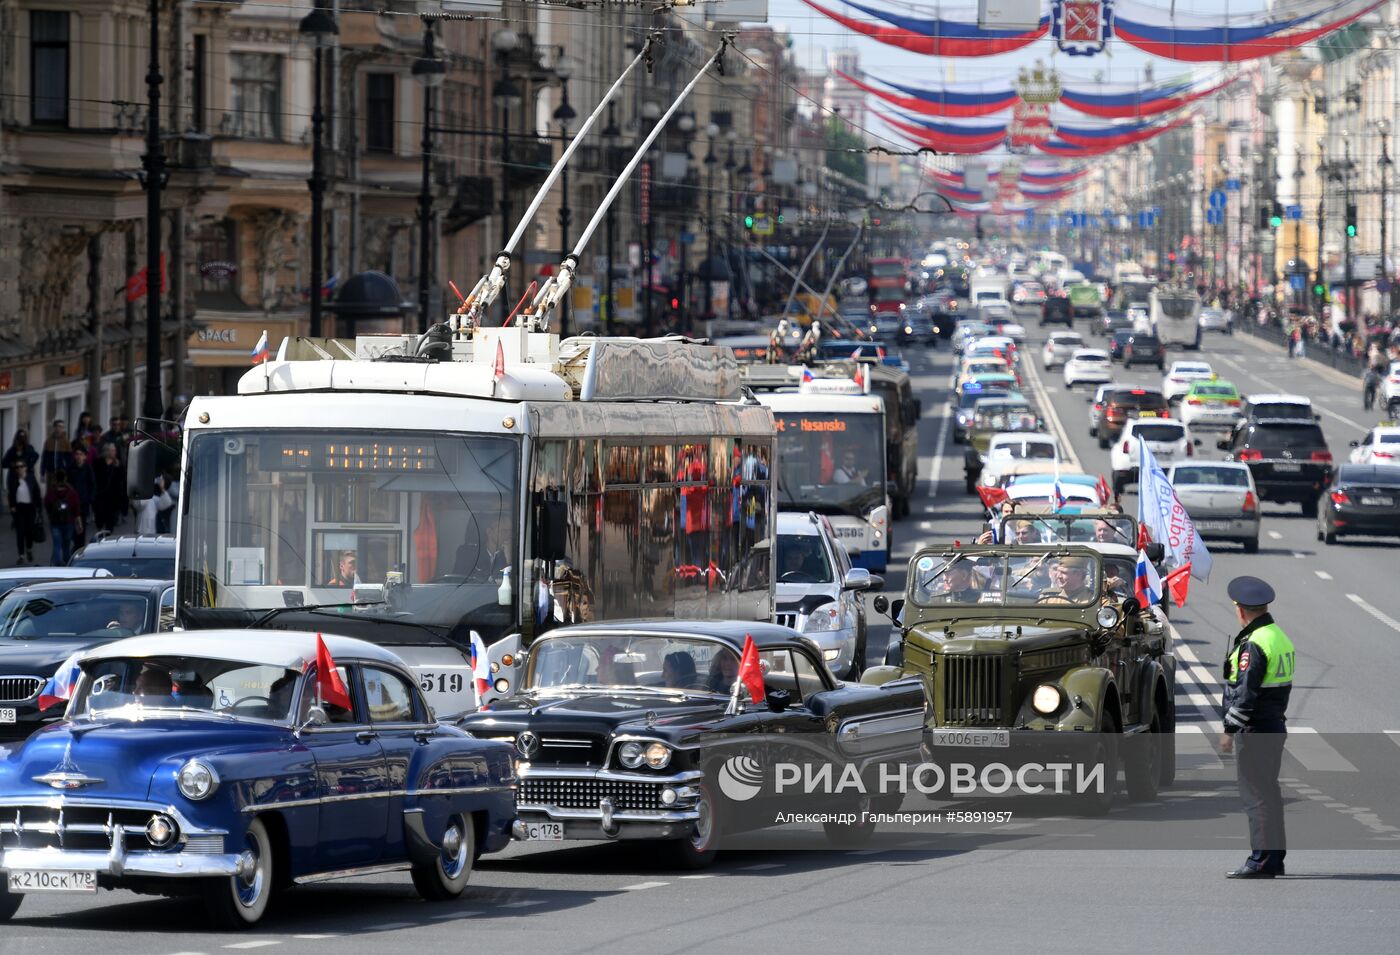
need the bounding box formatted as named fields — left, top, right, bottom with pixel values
left=936, top=560, right=984, bottom=603
left=1039, top=555, right=1096, bottom=604
left=1220, top=575, right=1295, bottom=879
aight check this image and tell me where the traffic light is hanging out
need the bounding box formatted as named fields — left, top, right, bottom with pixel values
left=1269, top=201, right=1284, bottom=230
left=743, top=214, right=755, bottom=230
left=776, top=212, right=785, bottom=224
left=1346, top=203, right=1357, bottom=238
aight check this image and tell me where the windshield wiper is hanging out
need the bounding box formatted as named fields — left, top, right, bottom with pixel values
left=250, top=601, right=385, bottom=629
left=298, top=608, right=471, bottom=651
left=1008, top=553, right=1052, bottom=591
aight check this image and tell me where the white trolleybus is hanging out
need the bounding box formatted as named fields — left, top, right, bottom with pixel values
left=754, top=377, right=891, bottom=571
left=1150, top=286, right=1202, bottom=349
left=150, top=328, right=776, bottom=717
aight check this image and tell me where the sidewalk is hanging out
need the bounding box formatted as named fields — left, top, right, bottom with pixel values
left=1235, top=320, right=1368, bottom=386
left=1235, top=326, right=1366, bottom=391
left=1, top=509, right=138, bottom=569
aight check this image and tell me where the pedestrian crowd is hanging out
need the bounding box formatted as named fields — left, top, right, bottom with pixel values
left=3, top=411, right=179, bottom=567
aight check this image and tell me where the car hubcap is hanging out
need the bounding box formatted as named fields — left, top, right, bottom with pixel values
left=690, top=793, right=713, bottom=851
left=235, top=841, right=263, bottom=907
left=441, top=821, right=467, bottom=878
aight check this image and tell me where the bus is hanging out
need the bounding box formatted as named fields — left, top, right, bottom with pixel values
left=1150, top=286, right=1202, bottom=348
left=756, top=380, right=891, bottom=571
left=866, top=257, right=909, bottom=309
left=139, top=329, right=776, bottom=716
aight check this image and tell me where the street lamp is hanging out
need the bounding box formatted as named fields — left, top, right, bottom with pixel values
left=1316, top=137, right=1329, bottom=320
left=603, top=107, right=620, bottom=334
left=493, top=28, right=522, bottom=323
left=1378, top=118, right=1392, bottom=310
left=703, top=122, right=719, bottom=322
left=641, top=100, right=661, bottom=335
left=411, top=20, right=445, bottom=333
left=1293, top=144, right=1305, bottom=312
left=299, top=9, right=338, bottom=339
left=553, top=53, right=577, bottom=336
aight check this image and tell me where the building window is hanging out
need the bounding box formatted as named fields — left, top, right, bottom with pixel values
left=228, top=53, right=282, bottom=140
left=194, top=218, right=239, bottom=298
left=366, top=73, right=395, bottom=153
left=192, top=35, right=208, bottom=132
left=30, top=11, right=69, bottom=126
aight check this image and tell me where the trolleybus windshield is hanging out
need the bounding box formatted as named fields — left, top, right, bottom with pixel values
left=772, top=412, right=884, bottom=516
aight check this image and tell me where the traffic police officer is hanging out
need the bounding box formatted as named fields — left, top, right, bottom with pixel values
left=1220, top=575, right=1295, bottom=879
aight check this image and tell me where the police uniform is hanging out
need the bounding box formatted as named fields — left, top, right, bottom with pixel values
left=1221, top=576, right=1295, bottom=879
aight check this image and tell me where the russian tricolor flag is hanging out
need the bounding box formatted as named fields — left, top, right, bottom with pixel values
left=1135, top=549, right=1164, bottom=608
left=37, top=651, right=84, bottom=711
left=1052, top=479, right=1069, bottom=511
left=469, top=631, right=491, bottom=702
left=801, top=366, right=815, bottom=383
left=251, top=329, right=270, bottom=365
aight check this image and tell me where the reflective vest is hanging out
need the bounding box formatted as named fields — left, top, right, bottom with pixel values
left=1226, top=622, right=1296, bottom=687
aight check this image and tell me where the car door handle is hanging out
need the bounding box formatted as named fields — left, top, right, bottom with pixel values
left=355, top=730, right=378, bottom=744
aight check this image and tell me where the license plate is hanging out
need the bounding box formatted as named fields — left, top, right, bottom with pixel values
left=1195, top=520, right=1234, bottom=530
left=931, top=729, right=1010, bottom=748
left=1360, top=495, right=1395, bottom=506
left=1272, top=463, right=1301, bottom=472
left=0, top=709, right=14, bottom=723
left=7, top=869, right=97, bottom=893
left=519, top=821, right=564, bottom=842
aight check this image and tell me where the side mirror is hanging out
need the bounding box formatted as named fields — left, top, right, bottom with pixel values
left=296, top=706, right=329, bottom=736
left=842, top=568, right=878, bottom=591
left=1216, top=438, right=1229, bottom=451
left=1348, top=440, right=1359, bottom=447
left=1144, top=542, right=1165, bottom=564
left=766, top=688, right=792, bottom=714
left=872, top=595, right=889, bottom=614
left=1121, top=596, right=1143, bottom=617
left=533, top=497, right=568, bottom=561
left=126, top=437, right=159, bottom=502
left=1193, top=438, right=1203, bottom=447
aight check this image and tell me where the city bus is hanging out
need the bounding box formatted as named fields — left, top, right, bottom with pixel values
left=1150, top=286, right=1202, bottom=349
left=137, top=329, right=776, bottom=717
left=756, top=380, right=891, bottom=571
left=866, top=257, right=909, bottom=310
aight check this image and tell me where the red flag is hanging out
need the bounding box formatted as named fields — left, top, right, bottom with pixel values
left=976, top=485, right=1009, bottom=510
left=493, top=340, right=506, bottom=381
left=313, top=634, right=353, bottom=710
left=1165, top=563, right=1192, bottom=608
left=737, top=634, right=765, bottom=704
left=1095, top=474, right=1111, bottom=504
left=1136, top=521, right=1152, bottom=552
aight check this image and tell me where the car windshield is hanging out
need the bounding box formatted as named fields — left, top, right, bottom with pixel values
left=72, top=655, right=303, bottom=723
left=1251, top=424, right=1327, bottom=450
left=1073, top=353, right=1108, bottom=363
left=1380, top=435, right=1400, bottom=444
left=526, top=634, right=738, bottom=695
left=772, top=412, right=884, bottom=516
left=776, top=534, right=834, bottom=584
left=990, top=440, right=1057, bottom=460
left=910, top=551, right=1102, bottom=608
left=1132, top=423, right=1186, bottom=442
left=1192, top=384, right=1238, bottom=398
left=1250, top=402, right=1312, bottom=420
left=998, top=516, right=1136, bottom=546
left=974, top=404, right=1039, bottom=432
left=1110, top=391, right=1167, bottom=409
left=1157, top=295, right=1198, bottom=319
left=1172, top=466, right=1251, bottom=487
left=0, top=590, right=151, bottom=640
left=177, top=430, right=522, bottom=644
left=70, top=556, right=174, bottom=578
left=1174, top=364, right=1211, bottom=375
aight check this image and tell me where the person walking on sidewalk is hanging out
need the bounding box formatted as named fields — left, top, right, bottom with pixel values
left=7, top=462, right=42, bottom=565
left=92, top=443, right=126, bottom=534
left=43, top=470, right=81, bottom=566
left=69, top=446, right=96, bottom=549
left=2, top=430, right=38, bottom=474
left=40, top=420, right=73, bottom=482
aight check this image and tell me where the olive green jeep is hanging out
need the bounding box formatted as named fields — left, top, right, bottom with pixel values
left=864, top=544, right=1177, bottom=811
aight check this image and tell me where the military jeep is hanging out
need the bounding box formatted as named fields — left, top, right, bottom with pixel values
left=864, top=544, right=1176, bottom=811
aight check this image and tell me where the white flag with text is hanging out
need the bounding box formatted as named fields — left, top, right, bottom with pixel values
left=1137, top=440, right=1213, bottom=581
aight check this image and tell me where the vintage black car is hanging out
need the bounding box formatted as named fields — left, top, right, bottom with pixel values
left=458, top=620, right=928, bottom=867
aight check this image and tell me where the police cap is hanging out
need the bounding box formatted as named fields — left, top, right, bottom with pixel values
left=1227, top=575, right=1275, bottom=608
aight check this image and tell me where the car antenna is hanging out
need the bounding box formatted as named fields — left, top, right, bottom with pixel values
left=449, top=33, right=660, bottom=337
left=525, top=36, right=734, bottom=333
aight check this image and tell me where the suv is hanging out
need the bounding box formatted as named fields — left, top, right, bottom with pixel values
left=1041, top=296, right=1073, bottom=326
left=866, top=545, right=1176, bottom=810
left=1110, top=418, right=1190, bottom=495
left=1123, top=333, right=1166, bottom=369
left=1380, top=360, right=1400, bottom=416
left=68, top=534, right=176, bottom=578
left=1098, top=387, right=1170, bottom=448
left=774, top=512, right=881, bottom=679
left=1220, top=420, right=1334, bottom=516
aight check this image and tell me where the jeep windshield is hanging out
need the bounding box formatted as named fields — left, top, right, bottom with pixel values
left=997, top=516, right=1135, bottom=546
left=773, top=412, right=885, bottom=516
left=910, top=551, right=1102, bottom=608
left=526, top=634, right=738, bottom=695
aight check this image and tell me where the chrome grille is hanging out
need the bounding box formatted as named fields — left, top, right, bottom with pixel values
left=535, top=735, right=606, bottom=765
left=519, top=778, right=665, bottom=812
left=943, top=655, right=1005, bottom=726
left=182, top=834, right=225, bottom=854
left=774, top=612, right=799, bottom=629
left=0, top=805, right=176, bottom=852
left=0, top=677, right=42, bottom=703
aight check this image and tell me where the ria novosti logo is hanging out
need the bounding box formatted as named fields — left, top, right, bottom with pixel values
left=717, top=755, right=764, bottom=802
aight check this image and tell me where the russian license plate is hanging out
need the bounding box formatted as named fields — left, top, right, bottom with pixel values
left=1195, top=520, right=1234, bottom=531
left=519, top=821, right=564, bottom=842
left=931, top=729, right=1010, bottom=748
left=1361, top=495, right=1395, bottom=506
left=1272, top=462, right=1301, bottom=472
left=7, top=869, right=97, bottom=893
left=0, top=708, right=14, bottom=723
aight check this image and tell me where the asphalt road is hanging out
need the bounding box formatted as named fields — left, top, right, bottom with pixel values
left=7, top=305, right=1400, bottom=954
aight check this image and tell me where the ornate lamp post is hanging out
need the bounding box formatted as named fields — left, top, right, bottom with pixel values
left=411, top=21, right=445, bottom=332
left=492, top=28, right=523, bottom=323
left=553, top=54, right=577, bottom=336
left=299, top=8, right=338, bottom=338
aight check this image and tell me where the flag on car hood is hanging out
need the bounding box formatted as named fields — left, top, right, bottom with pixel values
left=738, top=634, right=765, bottom=704
left=1134, top=549, right=1163, bottom=607
left=37, top=651, right=84, bottom=711
left=312, top=634, right=352, bottom=711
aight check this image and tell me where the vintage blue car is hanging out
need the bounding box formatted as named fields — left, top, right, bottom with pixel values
left=0, top=631, right=516, bottom=927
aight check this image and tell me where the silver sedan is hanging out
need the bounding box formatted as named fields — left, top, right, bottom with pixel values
left=1166, top=461, right=1260, bottom=552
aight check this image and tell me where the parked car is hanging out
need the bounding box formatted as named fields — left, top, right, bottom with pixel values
left=1110, top=419, right=1191, bottom=494
left=1348, top=424, right=1400, bottom=464
left=1161, top=361, right=1215, bottom=403
left=1098, top=387, right=1170, bottom=448
left=0, top=567, right=112, bottom=600
left=0, top=578, right=174, bottom=740
left=1167, top=462, right=1261, bottom=552
left=1041, top=296, right=1073, bottom=326
left=1317, top=464, right=1400, bottom=544
left=774, top=511, right=881, bottom=678
left=1063, top=348, right=1113, bottom=389
left=459, top=621, right=928, bottom=865
left=1108, top=328, right=1135, bottom=360
left=1220, top=419, right=1334, bottom=516
left=1042, top=331, right=1085, bottom=369
left=68, top=535, right=176, bottom=579
left=1122, top=333, right=1166, bottom=369
left=1179, top=379, right=1243, bottom=430
left=0, top=632, right=516, bottom=927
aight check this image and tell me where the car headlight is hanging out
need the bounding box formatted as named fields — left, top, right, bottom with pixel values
left=803, top=602, right=845, bottom=633
left=177, top=759, right=219, bottom=801
left=823, top=648, right=840, bottom=661
left=1031, top=684, right=1064, bottom=716
left=645, top=742, right=672, bottom=770
left=1096, top=606, right=1121, bottom=628
left=619, top=741, right=646, bottom=768
left=145, top=813, right=177, bottom=847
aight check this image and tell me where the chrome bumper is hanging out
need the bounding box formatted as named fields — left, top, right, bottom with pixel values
left=1, top=843, right=245, bottom=879
left=514, top=766, right=705, bottom=836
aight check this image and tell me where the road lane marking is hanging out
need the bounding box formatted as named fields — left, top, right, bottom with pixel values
left=224, top=944, right=281, bottom=951
left=1347, top=593, right=1400, bottom=634
left=1285, top=727, right=1359, bottom=773
left=619, top=881, right=670, bottom=890
left=1267, top=531, right=1282, bottom=539
left=1315, top=570, right=1332, bottom=580
left=1216, top=354, right=1365, bottom=432
left=737, top=862, right=785, bottom=871
left=1292, top=551, right=1307, bottom=559
left=926, top=401, right=951, bottom=499
left=365, top=923, right=416, bottom=931
left=291, top=936, right=339, bottom=940
left=679, top=874, right=716, bottom=879
left=1019, top=353, right=1081, bottom=469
